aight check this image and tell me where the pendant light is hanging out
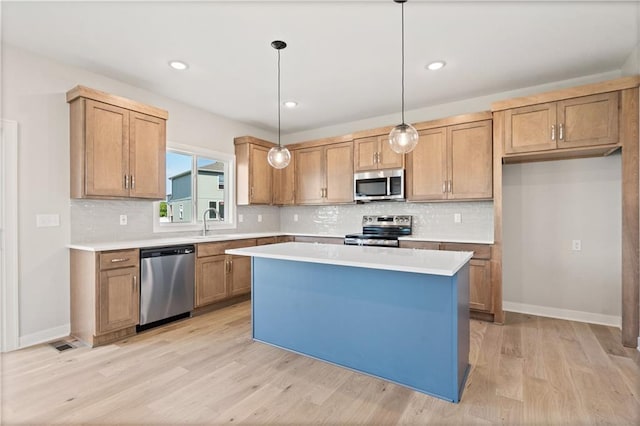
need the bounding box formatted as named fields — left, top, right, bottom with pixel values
left=388, top=0, right=419, bottom=154
left=267, top=40, right=292, bottom=169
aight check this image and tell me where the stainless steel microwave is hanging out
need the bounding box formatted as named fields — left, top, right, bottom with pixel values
left=354, top=169, right=405, bottom=202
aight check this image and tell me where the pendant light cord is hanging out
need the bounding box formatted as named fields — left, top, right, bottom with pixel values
left=401, top=1, right=405, bottom=125
left=277, top=49, right=282, bottom=148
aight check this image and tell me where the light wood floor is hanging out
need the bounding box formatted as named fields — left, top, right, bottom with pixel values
left=2, top=301, right=639, bottom=425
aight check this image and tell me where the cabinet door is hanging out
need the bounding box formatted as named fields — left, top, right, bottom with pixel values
left=469, top=259, right=492, bottom=312
left=325, top=142, right=354, bottom=203
left=273, top=153, right=295, bottom=205
left=229, top=255, right=252, bottom=297
left=354, top=137, right=378, bottom=171
left=406, top=128, right=447, bottom=201
left=129, top=112, right=166, bottom=199
left=448, top=120, right=493, bottom=200
left=195, top=255, right=227, bottom=307
left=97, top=266, right=139, bottom=334
left=85, top=100, right=130, bottom=197
left=249, top=145, right=273, bottom=204
left=295, top=147, right=325, bottom=204
left=557, top=92, right=619, bottom=149
left=377, top=136, right=405, bottom=170
left=504, top=103, right=557, bottom=154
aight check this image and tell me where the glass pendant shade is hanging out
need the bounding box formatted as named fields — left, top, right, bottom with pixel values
left=389, top=122, right=419, bottom=154
left=267, top=145, right=291, bottom=169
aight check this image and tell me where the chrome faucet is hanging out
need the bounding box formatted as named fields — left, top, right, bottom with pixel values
left=202, top=207, right=219, bottom=236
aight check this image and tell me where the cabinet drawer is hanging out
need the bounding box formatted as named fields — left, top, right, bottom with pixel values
left=256, top=237, right=277, bottom=246
left=440, top=243, right=491, bottom=260
left=197, top=239, right=257, bottom=257
left=399, top=241, right=440, bottom=250
left=99, top=249, right=139, bottom=270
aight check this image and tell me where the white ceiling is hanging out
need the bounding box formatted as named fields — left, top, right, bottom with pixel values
left=2, top=1, right=638, bottom=134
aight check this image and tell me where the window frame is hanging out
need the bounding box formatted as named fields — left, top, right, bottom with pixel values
left=153, top=141, right=236, bottom=233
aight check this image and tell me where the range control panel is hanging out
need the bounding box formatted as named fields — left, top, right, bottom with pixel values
left=361, top=215, right=412, bottom=227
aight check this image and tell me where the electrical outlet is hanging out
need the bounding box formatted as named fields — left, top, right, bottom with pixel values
left=238, top=214, right=244, bottom=223
left=119, top=215, right=128, bottom=225
left=572, top=239, right=581, bottom=251
left=258, top=214, right=263, bottom=222
left=294, top=214, right=299, bottom=222
left=454, top=213, right=462, bottom=223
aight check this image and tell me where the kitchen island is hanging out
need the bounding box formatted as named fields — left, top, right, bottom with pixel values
left=226, top=242, right=473, bottom=402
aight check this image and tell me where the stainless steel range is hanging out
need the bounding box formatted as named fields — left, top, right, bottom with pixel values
left=344, top=215, right=412, bottom=247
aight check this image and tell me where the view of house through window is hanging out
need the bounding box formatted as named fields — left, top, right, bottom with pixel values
left=159, top=150, right=227, bottom=224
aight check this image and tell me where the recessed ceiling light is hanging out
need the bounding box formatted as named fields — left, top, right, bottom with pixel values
left=283, top=101, right=298, bottom=108
left=169, top=60, right=189, bottom=70
left=426, top=61, right=446, bottom=71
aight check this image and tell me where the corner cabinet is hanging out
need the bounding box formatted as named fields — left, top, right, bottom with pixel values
left=353, top=135, right=404, bottom=171
left=407, top=118, right=492, bottom=201
left=195, top=239, right=256, bottom=308
left=67, top=86, right=167, bottom=200
left=295, top=141, right=354, bottom=204
left=70, top=248, right=140, bottom=347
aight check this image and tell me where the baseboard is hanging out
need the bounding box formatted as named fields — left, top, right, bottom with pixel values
left=503, top=301, right=621, bottom=328
left=18, top=324, right=70, bottom=349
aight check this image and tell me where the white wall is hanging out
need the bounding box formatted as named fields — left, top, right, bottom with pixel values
left=1, top=45, right=277, bottom=346
left=621, top=45, right=639, bottom=75
left=283, top=71, right=621, bottom=144
left=503, top=155, right=622, bottom=326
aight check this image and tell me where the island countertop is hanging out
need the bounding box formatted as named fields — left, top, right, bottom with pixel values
left=226, top=242, right=473, bottom=276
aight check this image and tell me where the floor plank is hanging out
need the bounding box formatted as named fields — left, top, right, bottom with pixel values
left=2, top=302, right=639, bottom=425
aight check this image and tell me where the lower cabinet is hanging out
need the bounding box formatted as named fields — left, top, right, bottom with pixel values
left=399, top=241, right=495, bottom=321
left=195, top=239, right=257, bottom=308
left=71, top=248, right=140, bottom=347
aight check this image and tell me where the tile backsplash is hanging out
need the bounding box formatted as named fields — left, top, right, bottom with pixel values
left=280, top=201, right=494, bottom=242
left=70, top=200, right=280, bottom=243
left=71, top=199, right=493, bottom=244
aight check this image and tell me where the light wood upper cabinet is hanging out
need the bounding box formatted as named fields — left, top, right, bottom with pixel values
left=407, top=120, right=492, bottom=201
left=67, top=86, right=167, bottom=200
left=448, top=121, right=493, bottom=199
left=407, top=128, right=447, bottom=201
left=273, top=153, right=295, bottom=205
left=235, top=137, right=276, bottom=205
left=295, top=141, right=353, bottom=205
left=504, top=92, right=619, bottom=155
left=354, top=135, right=404, bottom=171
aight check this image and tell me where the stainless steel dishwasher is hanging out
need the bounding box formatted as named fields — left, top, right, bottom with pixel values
left=139, top=245, right=195, bottom=329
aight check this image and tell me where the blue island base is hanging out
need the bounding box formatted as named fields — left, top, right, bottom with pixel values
left=251, top=257, right=470, bottom=403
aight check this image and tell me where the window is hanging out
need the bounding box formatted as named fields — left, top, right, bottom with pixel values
left=155, top=142, right=235, bottom=232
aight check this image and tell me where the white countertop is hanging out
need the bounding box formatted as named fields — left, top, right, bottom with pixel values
left=226, top=242, right=473, bottom=276
left=68, top=232, right=492, bottom=252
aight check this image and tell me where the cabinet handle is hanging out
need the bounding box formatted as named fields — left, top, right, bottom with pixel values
left=373, top=153, right=377, bottom=164
left=133, top=275, right=137, bottom=291
left=131, top=175, right=135, bottom=189
left=448, top=180, right=453, bottom=193
left=110, top=258, right=130, bottom=263
left=551, top=125, right=556, bottom=141
left=376, top=152, right=380, bottom=164
left=250, top=187, right=254, bottom=198
left=124, top=174, right=129, bottom=189
left=559, top=124, right=564, bottom=141
left=442, top=181, right=446, bottom=193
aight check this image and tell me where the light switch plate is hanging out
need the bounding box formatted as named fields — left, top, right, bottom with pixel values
left=258, top=214, right=263, bottom=222
left=119, top=215, right=128, bottom=225
left=294, top=214, right=299, bottom=222
left=238, top=214, right=244, bottom=223
left=454, top=213, right=462, bottom=223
